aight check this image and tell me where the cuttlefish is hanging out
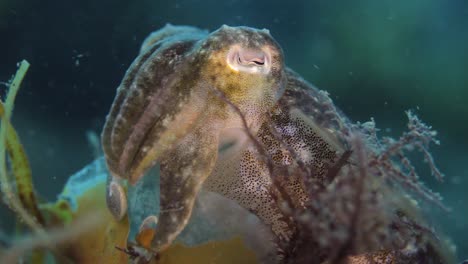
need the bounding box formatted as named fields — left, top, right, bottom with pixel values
left=101, top=24, right=348, bottom=256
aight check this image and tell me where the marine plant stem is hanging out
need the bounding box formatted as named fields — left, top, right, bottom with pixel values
left=0, top=102, right=45, bottom=225
left=0, top=60, right=45, bottom=234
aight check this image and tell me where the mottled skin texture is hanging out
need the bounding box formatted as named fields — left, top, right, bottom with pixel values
left=205, top=68, right=347, bottom=242
left=101, top=25, right=452, bottom=263
left=102, top=24, right=286, bottom=253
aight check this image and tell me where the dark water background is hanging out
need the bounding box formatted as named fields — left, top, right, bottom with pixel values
left=1, top=0, right=467, bottom=261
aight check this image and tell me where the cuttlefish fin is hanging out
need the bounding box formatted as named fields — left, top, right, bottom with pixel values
left=145, top=128, right=219, bottom=252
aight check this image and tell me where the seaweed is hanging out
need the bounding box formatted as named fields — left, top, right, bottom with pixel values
left=0, top=62, right=261, bottom=263
left=269, top=116, right=454, bottom=263
left=0, top=61, right=456, bottom=263
left=0, top=61, right=112, bottom=264
left=0, top=60, right=45, bottom=233
left=217, top=86, right=455, bottom=263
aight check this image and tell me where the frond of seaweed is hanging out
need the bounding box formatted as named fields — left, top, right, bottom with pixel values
left=0, top=61, right=93, bottom=264
left=0, top=60, right=45, bottom=234
left=0, top=101, right=45, bottom=225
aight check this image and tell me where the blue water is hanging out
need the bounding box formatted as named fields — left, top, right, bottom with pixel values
left=0, top=0, right=466, bottom=262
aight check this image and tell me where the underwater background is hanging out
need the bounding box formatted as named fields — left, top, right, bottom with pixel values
left=0, top=0, right=467, bottom=261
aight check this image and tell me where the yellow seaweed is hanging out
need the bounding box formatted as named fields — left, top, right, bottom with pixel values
left=54, top=180, right=130, bottom=263
left=0, top=61, right=264, bottom=263
left=45, top=162, right=261, bottom=263
left=157, top=237, right=259, bottom=264
left=0, top=101, right=44, bottom=225
left=0, top=60, right=45, bottom=234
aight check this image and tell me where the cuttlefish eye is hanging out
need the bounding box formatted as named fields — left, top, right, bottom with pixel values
left=227, top=45, right=271, bottom=74
left=237, top=50, right=265, bottom=65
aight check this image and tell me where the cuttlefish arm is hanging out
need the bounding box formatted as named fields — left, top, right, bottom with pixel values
left=101, top=26, right=209, bottom=220
left=153, top=127, right=219, bottom=251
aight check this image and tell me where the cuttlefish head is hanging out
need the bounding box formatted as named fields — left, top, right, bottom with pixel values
left=196, top=25, right=286, bottom=127
left=101, top=26, right=286, bottom=233
left=132, top=27, right=288, bottom=254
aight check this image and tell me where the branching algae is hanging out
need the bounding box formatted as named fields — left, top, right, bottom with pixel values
left=0, top=25, right=457, bottom=264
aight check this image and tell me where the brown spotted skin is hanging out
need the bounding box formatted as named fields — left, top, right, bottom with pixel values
left=101, top=24, right=455, bottom=263
left=205, top=68, right=349, bottom=242
left=101, top=24, right=286, bottom=253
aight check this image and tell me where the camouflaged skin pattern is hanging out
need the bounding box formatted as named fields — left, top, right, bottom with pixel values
left=102, top=25, right=453, bottom=263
